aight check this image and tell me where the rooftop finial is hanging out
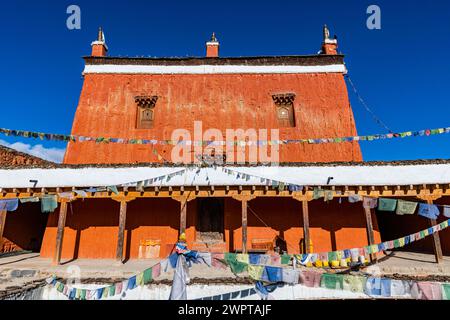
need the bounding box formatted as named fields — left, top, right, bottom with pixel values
left=97, top=27, right=105, bottom=42
left=92, top=27, right=108, bottom=56
left=323, top=24, right=330, bottom=41
left=210, top=32, right=218, bottom=42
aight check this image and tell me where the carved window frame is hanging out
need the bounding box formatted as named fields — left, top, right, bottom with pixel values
left=135, top=95, right=158, bottom=129
left=272, top=93, right=296, bottom=127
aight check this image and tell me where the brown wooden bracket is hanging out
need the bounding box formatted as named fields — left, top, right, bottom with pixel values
left=171, top=193, right=197, bottom=203
left=416, top=192, right=443, bottom=202
left=111, top=196, right=136, bottom=203
left=231, top=193, right=257, bottom=202
left=292, top=192, right=313, bottom=202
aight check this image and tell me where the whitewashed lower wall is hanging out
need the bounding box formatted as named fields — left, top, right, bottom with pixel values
left=42, top=283, right=378, bottom=300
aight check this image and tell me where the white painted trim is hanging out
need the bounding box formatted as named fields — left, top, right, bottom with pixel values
left=324, top=39, right=338, bottom=44
left=206, top=41, right=220, bottom=46
left=0, top=163, right=448, bottom=188
left=91, top=41, right=108, bottom=51
left=83, top=64, right=347, bottom=75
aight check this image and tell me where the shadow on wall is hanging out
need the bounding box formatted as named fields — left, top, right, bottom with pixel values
left=40, top=195, right=386, bottom=259
left=375, top=196, right=450, bottom=256
left=2, top=202, right=48, bottom=253
left=225, top=197, right=380, bottom=254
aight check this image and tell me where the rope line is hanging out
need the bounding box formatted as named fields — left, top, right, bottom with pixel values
left=345, top=74, right=393, bottom=133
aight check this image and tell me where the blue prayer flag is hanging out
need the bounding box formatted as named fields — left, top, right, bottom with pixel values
left=96, top=288, right=104, bottom=300
left=418, top=203, right=440, bottom=220
left=249, top=254, right=260, bottom=265
left=127, top=276, right=137, bottom=290
left=265, top=266, right=282, bottom=282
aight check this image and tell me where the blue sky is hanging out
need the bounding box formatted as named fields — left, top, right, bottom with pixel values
left=0, top=0, right=449, bottom=162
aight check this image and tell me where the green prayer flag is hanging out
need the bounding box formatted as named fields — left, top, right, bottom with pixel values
left=443, top=284, right=450, bottom=300
left=320, top=274, right=343, bottom=290
left=143, top=268, right=153, bottom=284
left=281, top=254, right=291, bottom=265
left=343, top=275, right=366, bottom=293
left=107, top=186, right=119, bottom=195
left=109, top=285, right=115, bottom=296
left=41, top=195, right=58, bottom=213
left=225, top=253, right=247, bottom=274
left=80, top=289, right=86, bottom=300
left=420, top=231, right=425, bottom=239
left=393, top=239, right=400, bottom=248
left=396, top=200, right=418, bottom=215
left=313, top=188, right=324, bottom=200
left=378, top=198, right=397, bottom=211
left=328, top=251, right=338, bottom=262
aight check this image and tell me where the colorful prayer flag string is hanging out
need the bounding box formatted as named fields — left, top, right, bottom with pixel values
left=0, top=126, right=448, bottom=146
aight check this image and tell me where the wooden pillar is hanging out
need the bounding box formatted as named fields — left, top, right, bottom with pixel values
left=180, top=198, right=187, bottom=234
left=0, top=210, right=7, bottom=252
left=363, top=206, right=377, bottom=262
left=427, top=199, right=443, bottom=264
left=53, top=200, right=68, bottom=265
left=172, top=194, right=196, bottom=238
left=116, top=200, right=127, bottom=263
left=417, top=192, right=443, bottom=264
left=232, top=194, right=256, bottom=254
left=293, top=192, right=312, bottom=254
left=112, top=196, right=135, bottom=264
left=242, top=199, right=248, bottom=254
left=302, top=200, right=311, bottom=254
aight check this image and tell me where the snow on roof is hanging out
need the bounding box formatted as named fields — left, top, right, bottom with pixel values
left=0, top=163, right=449, bottom=189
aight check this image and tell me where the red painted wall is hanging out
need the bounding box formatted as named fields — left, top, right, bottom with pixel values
left=64, top=73, right=362, bottom=164
left=39, top=197, right=380, bottom=259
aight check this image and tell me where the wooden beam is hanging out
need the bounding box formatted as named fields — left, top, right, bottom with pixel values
left=363, top=206, right=377, bottom=263
left=115, top=200, right=127, bottom=263
left=52, top=201, right=68, bottom=265
left=0, top=210, right=7, bottom=252
left=302, top=200, right=310, bottom=254
left=427, top=198, right=443, bottom=264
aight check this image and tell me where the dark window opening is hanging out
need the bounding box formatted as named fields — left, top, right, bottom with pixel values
left=196, top=198, right=224, bottom=242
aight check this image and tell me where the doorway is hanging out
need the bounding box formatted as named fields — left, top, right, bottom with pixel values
left=196, top=198, right=224, bottom=242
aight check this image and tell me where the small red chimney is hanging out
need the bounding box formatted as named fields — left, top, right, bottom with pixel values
left=321, top=25, right=338, bottom=55
left=91, top=27, right=108, bottom=57
left=206, top=32, right=219, bottom=58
